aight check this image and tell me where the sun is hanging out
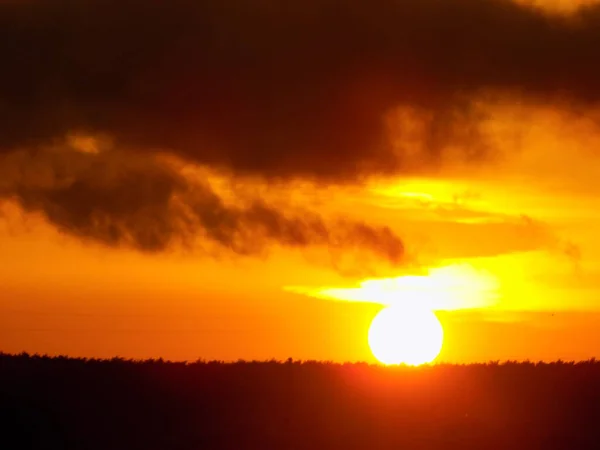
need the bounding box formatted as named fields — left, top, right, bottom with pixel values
left=284, top=262, right=495, bottom=364
left=368, top=305, right=443, bottom=366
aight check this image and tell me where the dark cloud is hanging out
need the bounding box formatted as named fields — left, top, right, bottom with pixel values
left=0, top=147, right=403, bottom=268
left=1, top=0, right=598, bottom=265
left=1, top=0, right=599, bottom=179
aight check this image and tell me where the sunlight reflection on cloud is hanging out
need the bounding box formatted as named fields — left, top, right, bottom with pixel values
left=287, top=263, right=500, bottom=311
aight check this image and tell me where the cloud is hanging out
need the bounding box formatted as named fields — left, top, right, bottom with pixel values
left=1, top=0, right=598, bottom=267
left=1, top=0, right=600, bottom=180
left=0, top=145, right=403, bottom=270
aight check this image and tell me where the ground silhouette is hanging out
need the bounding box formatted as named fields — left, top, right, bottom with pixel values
left=1, top=353, right=600, bottom=449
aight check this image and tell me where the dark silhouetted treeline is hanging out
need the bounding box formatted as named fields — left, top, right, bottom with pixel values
left=1, top=353, right=600, bottom=449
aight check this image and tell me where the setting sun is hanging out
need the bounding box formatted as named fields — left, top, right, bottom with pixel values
left=368, top=305, right=444, bottom=365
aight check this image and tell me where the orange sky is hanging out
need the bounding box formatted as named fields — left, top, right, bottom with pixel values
left=2, top=0, right=600, bottom=363
left=2, top=100, right=600, bottom=363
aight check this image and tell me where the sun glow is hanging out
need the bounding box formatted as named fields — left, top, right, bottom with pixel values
left=368, top=305, right=443, bottom=365
left=288, top=263, right=499, bottom=311
left=285, top=263, right=499, bottom=364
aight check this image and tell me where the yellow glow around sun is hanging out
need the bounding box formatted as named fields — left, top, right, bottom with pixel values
left=368, top=305, right=443, bottom=365
left=287, top=263, right=499, bottom=311
left=285, top=263, right=498, bottom=364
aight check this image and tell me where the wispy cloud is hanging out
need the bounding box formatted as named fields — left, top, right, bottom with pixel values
left=0, top=144, right=404, bottom=272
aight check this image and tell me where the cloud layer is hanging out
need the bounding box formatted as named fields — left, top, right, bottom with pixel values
left=0, top=146, right=403, bottom=269
left=1, top=0, right=599, bottom=263
left=1, top=0, right=600, bottom=179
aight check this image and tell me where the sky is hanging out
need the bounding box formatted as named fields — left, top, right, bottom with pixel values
left=1, top=0, right=600, bottom=363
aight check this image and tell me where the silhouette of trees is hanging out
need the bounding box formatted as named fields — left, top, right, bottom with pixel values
left=1, top=353, right=600, bottom=449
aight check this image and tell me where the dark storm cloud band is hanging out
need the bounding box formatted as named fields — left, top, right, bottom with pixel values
left=1, top=0, right=599, bottom=179
left=0, top=0, right=598, bottom=264
left=0, top=147, right=403, bottom=267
